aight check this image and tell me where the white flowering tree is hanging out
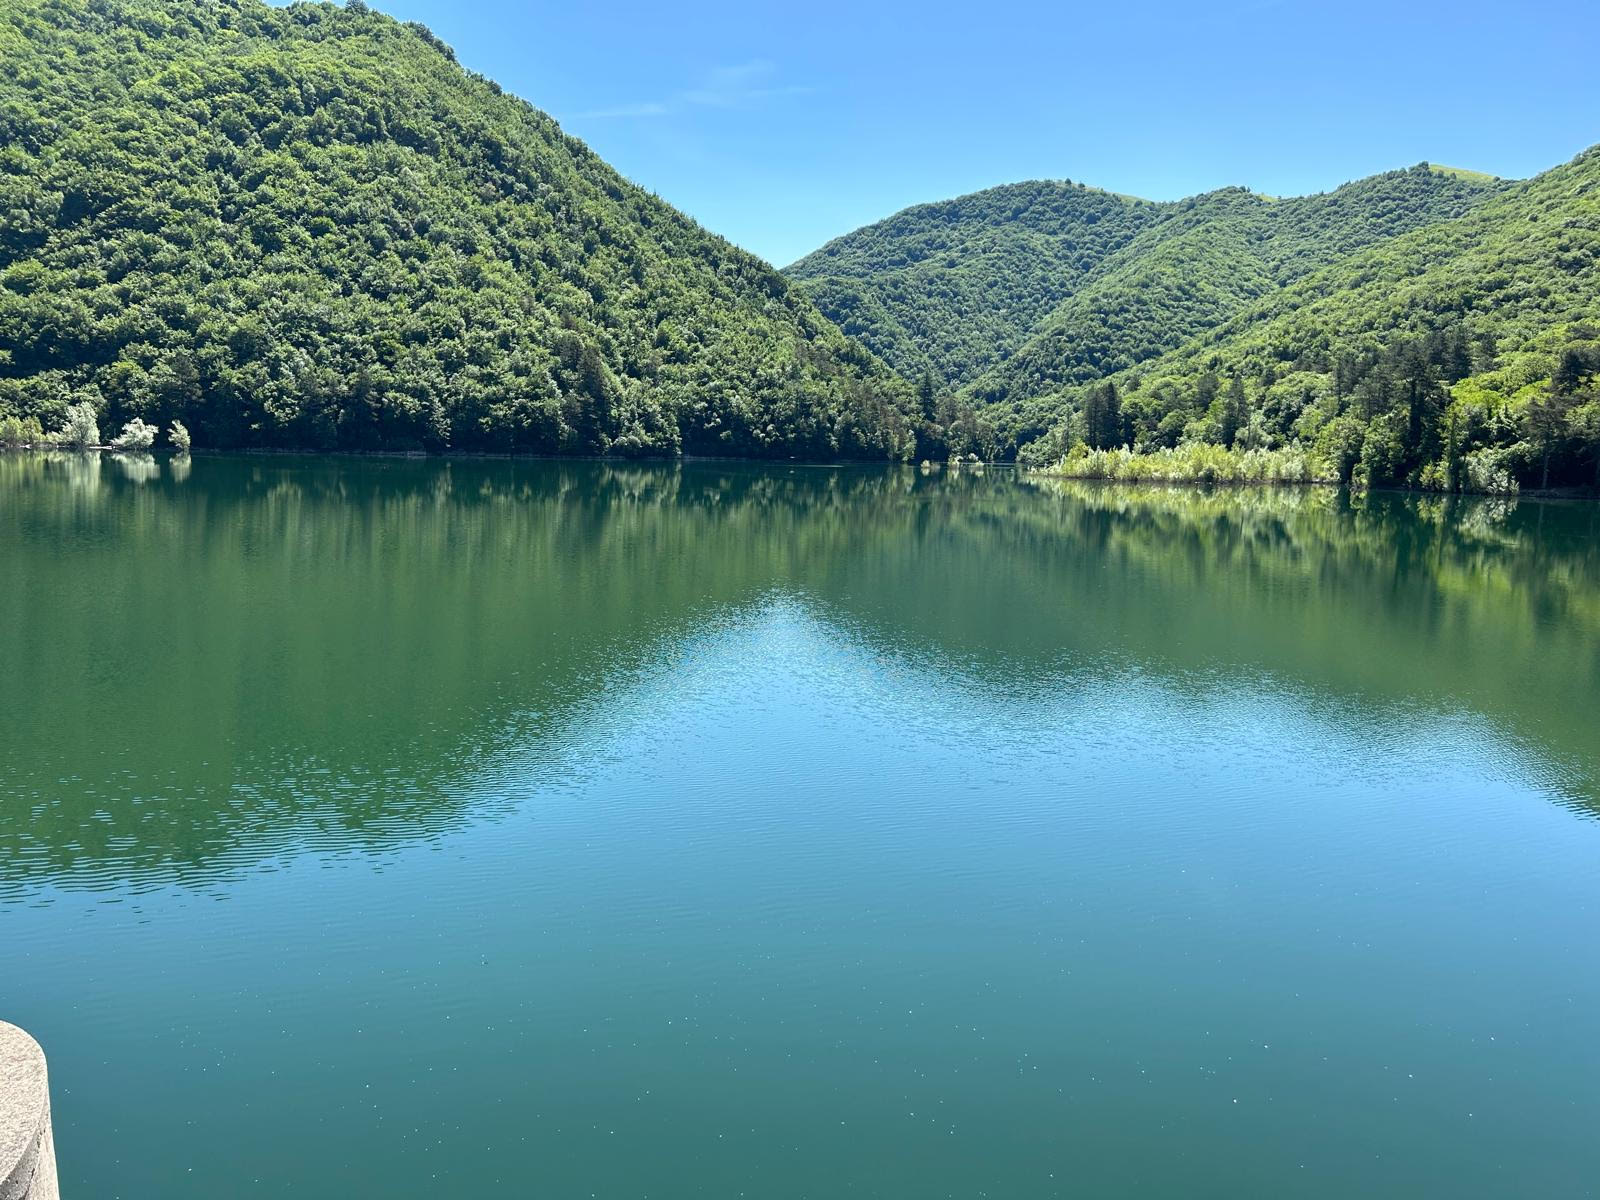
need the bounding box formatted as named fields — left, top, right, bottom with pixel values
left=110, top=418, right=158, bottom=451
left=58, top=402, right=100, bottom=449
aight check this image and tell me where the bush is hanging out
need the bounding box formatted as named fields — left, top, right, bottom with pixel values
left=1461, top=447, right=1520, bottom=494
left=1042, top=440, right=1329, bottom=485
left=110, top=418, right=158, bottom=451
left=0, top=414, right=45, bottom=448
left=57, top=402, right=100, bottom=449
left=169, top=420, right=192, bottom=453
left=1417, top=458, right=1451, bottom=492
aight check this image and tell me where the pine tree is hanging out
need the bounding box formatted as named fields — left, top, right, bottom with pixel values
left=1082, top=381, right=1122, bottom=449
left=1442, top=327, right=1472, bottom=383
left=1083, top=386, right=1106, bottom=450
left=1100, top=381, right=1122, bottom=449
left=917, top=372, right=937, bottom=423
left=1553, top=347, right=1589, bottom=395
left=1399, top=343, right=1442, bottom=465
left=1525, top=385, right=1574, bottom=490
left=1220, top=375, right=1248, bottom=449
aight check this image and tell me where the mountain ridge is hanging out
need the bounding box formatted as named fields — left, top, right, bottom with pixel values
left=788, top=164, right=1511, bottom=397
left=786, top=181, right=1161, bottom=388
left=788, top=149, right=1599, bottom=488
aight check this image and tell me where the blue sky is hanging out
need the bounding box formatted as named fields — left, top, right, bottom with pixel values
left=350, top=0, right=1599, bottom=266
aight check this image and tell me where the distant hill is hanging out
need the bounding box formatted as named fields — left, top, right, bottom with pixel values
left=965, top=165, right=1508, bottom=408
left=1009, top=147, right=1600, bottom=486
left=790, top=166, right=1505, bottom=399
left=0, top=0, right=915, bottom=457
left=789, top=154, right=1600, bottom=490
left=786, top=182, right=1163, bottom=388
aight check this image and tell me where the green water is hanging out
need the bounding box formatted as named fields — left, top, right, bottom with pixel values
left=2, top=452, right=1598, bottom=1198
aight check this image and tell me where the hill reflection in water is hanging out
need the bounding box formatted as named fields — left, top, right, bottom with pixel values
left=2, top=453, right=1596, bottom=894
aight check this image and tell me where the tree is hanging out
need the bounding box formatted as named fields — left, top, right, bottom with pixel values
left=1570, top=387, right=1600, bottom=488
left=1441, top=404, right=1464, bottom=493
left=110, top=418, right=158, bottom=451
left=169, top=420, right=192, bottom=453
left=1353, top=369, right=1391, bottom=423
left=1398, top=343, right=1442, bottom=467
left=58, top=402, right=100, bottom=450
left=1333, top=354, right=1361, bottom=400
left=0, top=415, right=44, bottom=448
left=1083, top=381, right=1121, bottom=450
left=1553, top=347, right=1590, bottom=395
left=1440, top=327, right=1472, bottom=383
left=916, top=372, right=937, bottom=423
left=1524, top=385, right=1575, bottom=490
left=1219, top=375, right=1248, bottom=449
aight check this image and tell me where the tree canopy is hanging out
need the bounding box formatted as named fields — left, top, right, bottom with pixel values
left=789, top=167, right=1503, bottom=398
left=0, top=0, right=917, bottom=458
left=787, top=181, right=1161, bottom=388
left=1009, top=150, right=1600, bottom=489
left=4, top=0, right=1596, bottom=487
left=790, top=152, right=1600, bottom=490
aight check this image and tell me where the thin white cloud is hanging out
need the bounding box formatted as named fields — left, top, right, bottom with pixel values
left=571, top=101, right=673, bottom=119
left=568, top=60, right=813, bottom=121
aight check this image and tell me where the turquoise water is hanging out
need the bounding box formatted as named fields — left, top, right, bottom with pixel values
left=2, top=453, right=1598, bottom=1197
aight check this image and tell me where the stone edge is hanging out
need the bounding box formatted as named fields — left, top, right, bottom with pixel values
left=0, top=1022, right=57, bottom=1200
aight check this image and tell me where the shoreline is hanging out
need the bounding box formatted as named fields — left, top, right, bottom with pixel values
left=3, top=445, right=1596, bottom=499
left=1025, top=467, right=1600, bottom=501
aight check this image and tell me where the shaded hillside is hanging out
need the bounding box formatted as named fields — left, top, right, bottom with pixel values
left=789, top=166, right=1503, bottom=401
left=785, top=182, right=1161, bottom=386
left=0, top=0, right=915, bottom=457
left=968, top=165, right=1506, bottom=406
left=964, top=188, right=1278, bottom=402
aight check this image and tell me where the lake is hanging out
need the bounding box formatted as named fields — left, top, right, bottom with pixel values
left=2, top=452, right=1598, bottom=1198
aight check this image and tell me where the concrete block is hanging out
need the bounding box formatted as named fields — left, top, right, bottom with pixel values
left=0, top=1022, right=58, bottom=1200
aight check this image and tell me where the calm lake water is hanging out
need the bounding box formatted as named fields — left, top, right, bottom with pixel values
left=2, top=452, right=1598, bottom=1198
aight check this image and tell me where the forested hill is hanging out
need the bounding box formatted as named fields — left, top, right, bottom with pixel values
left=789, top=166, right=1506, bottom=396
left=964, top=167, right=1508, bottom=410
left=0, top=0, right=916, bottom=457
left=785, top=182, right=1163, bottom=388
left=789, top=149, right=1600, bottom=490
left=1004, top=146, right=1600, bottom=489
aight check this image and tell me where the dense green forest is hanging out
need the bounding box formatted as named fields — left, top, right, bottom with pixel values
left=3, top=0, right=1597, bottom=486
left=0, top=0, right=916, bottom=457
left=792, top=156, right=1600, bottom=490
left=964, top=169, right=1504, bottom=405
left=788, top=167, right=1502, bottom=394
left=1010, top=150, right=1600, bottom=490
left=786, top=182, right=1163, bottom=387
